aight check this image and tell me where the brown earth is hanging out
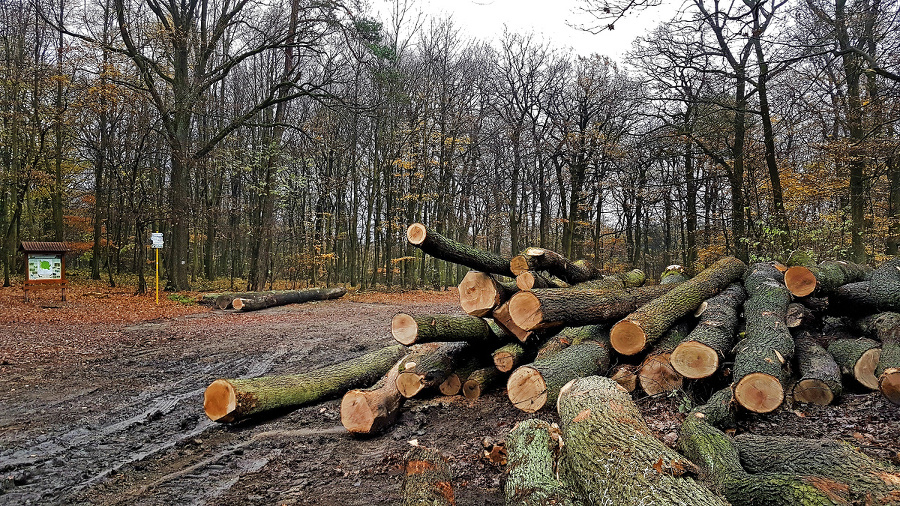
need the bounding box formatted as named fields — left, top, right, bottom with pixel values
left=1, top=282, right=899, bottom=505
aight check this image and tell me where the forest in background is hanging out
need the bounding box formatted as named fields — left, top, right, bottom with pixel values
left=1, top=0, right=898, bottom=292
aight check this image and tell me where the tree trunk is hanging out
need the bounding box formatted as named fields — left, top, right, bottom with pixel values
left=792, top=334, right=843, bottom=405
left=829, top=280, right=878, bottom=315
left=232, top=287, right=346, bottom=312
left=507, top=336, right=611, bottom=413
left=438, top=359, right=482, bottom=396
left=204, top=344, right=407, bottom=423
left=508, top=284, right=675, bottom=331
left=827, top=337, right=881, bottom=390
left=492, top=300, right=535, bottom=343
left=611, top=256, right=746, bottom=356
left=671, top=283, right=746, bottom=379
left=406, top=223, right=512, bottom=277
left=504, top=419, right=574, bottom=506
left=783, top=260, right=871, bottom=297
left=462, top=367, right=503, bottom=400
left=515, top=271, right=569, bottom=291
left=341, top=355, right=408, bottom=435
left=457, top=271, right=517, bottom=317
left=493, top=343, right=528, bottom=373
left=732, top=263, right=793, bottom=413
left=390, top=313, right=510, bottom=348
left=401, top=446, right=455, bottom=506
left=509, top=247, right=600, bottom=284
left=396, top=342, right=471, bottom=398
left=558, top=376, right=726, bottom=505
left=869, top=258, right=900, bottom=310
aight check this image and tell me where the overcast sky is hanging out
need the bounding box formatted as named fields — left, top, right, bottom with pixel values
left=373, top=0, right=683, bottom=60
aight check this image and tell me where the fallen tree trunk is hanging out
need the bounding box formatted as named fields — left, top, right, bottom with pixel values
left=515, top=271, right=568, bottom=291
left=341, top=354, right=408, bottom=435
left=492, top=342, right=528, bottom=373
left=507, top=333, right=611, bottom=413
left=638, top=320, right=690, bottom=396
left=732, top=263, right=793, bottom=413
left=871, top=320, right=900, bottom=405
left=783, top=260, right=871, bottom=297
left=557, top=376, right=726, bottom=505
left=671, top=283, right=746, bottom=379
left=508, top=284, right=675, bottom=332
left=792, top=334, right=842, bottom=405
left=574, top=269, right=646, bottom=291
left=504, top=419, right=574, bottom=506
left=610, top=256, right=746, bottom=356
left=462, top=367, right=503, bottom=400
left=390, top=313, right=511, bottom=348
left=492, top=300, right=535, bottom=342
left=232, top=287, right=347, bottom=312
left=509, top=247, right=601, bottom=284
left=829, top=281, right=879, bottom=316
left=396, top=342, right=471, bottom=398
left=690, top=386, right=737, bottom=430
left=660, top=264, right=689, bottom=284
left=216, top=290, right=292, bottom=310
left=204, top=344, right=407, bottom=423
left=869, top=258, right=900, bottom=310
left=406, top=222, right=513, bottom=277
left=457, top=271, right=517, bottom=317
left=401, top=445, right=456, bottom=506
left=827, top=337, right=881, bottom=390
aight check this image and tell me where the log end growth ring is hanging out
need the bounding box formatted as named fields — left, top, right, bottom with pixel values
left=880, top=368, right=900, bottom=405
left=508, top=291, right=543, bottom=331
left=406, top=223, right=427, bottom=245
left=458, top=271, right=499, bottom=316
left=462, top=380, right=481, bottom=400
left=507, top=366, right=547, bottom=413
left=734, top=372, right=784, bottom=413
left=784, top=266, right=816, bottom=297
left=792, top=379, right=835, bottom=406
left=232, top=298, right=247, bottom=310
left=855, top=348, right=882, bottom=390
left=638, top=354, right=683, bottom=396
left=397, top=372, right=425, bottom=398
left=391, top=313, right=419, bottom=345
left=204, top=379, right=237, bottom=422
left=515, top=271, right=537, bottom=291
left=509, top=256, right=530, bottom=276
left=493, top=352, right=515, bottom=373
left=610, top=319, right=647, bottom=356
left=671, top=341, right=719, bottom=379
left=340, top=390, right=375, bottom=433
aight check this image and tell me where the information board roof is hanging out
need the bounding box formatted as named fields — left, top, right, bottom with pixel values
left=19, top=241, right=70, bottom=253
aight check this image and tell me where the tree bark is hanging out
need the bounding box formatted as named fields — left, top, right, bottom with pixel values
left=508, top=284, right=675, bottom=331
left=396, top=342, right=471, bottom=398
left=557, top=376, right=726, bottom=505
left=671, top=283, right=746, bottom=379
left=232, top=287, right=346, bottom=311
left=504, top=419, right=574, bottom=506
left=401, top=446, right=456, bottom=506
left=515, top=271, right=569, bottom=291
left=491, top=300, right=536, bottom=343
left=690, top=386, right=737, bottom=430
left=610, top=256, right=746, bottom=356
left=390, top=313, right=511, bottom=348
left=492, top=343, right=528, bottom=373
left=204, top=344, right=407, bottom=423
left=660, top=264, right=688, bottom=284
left=462, top=367, right=503, bottom=400
left=341, top=355, right=408, bottom=435
left=827, top=337, right=881, bottom=390
left=457, top=270, right=517, bottom=317
left=732, top=263, right=793, bottom=413
left=406, top=223, right=512, bottom=277
left=869, top=258, right=900, bottom=310
left=792, top=334, right=843, bottom=405
left=829, top=281, right=878, bottom=315
left=783, top=260, right=871, bottom=298
left=509, top=247, right=601, bottom=284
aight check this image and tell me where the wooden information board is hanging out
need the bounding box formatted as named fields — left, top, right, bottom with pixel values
left=20, top=242, right=69, bottom=301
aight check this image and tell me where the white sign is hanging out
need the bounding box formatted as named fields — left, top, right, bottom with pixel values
left=151, top=233, right=164, bottom=249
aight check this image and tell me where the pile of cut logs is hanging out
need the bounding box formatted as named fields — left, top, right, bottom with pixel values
left=202, top=223, right=900, bottom=505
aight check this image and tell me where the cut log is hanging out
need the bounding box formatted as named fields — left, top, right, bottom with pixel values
left=785, top=302, right=816, bottom=329
left=610, top=256, right=746, bottom=356
left=679, top=412, right=862, bottom=506
left=792, top=334, right=842, bottom=405
left=204, top=344, right=407, bottom=423
left=491, top=300, right=534, bottom=342
left=406, top=222, right=512, bottom=277
left=509, top=247, right=600, bottom=284
left=515, top=271, right=568, bottom=291
left=396, top=342, right=471, bottom=398
left=783, top=260, right=871, bottom=297
left=341, top=355, right=408, bottom=435
left=638, top=320, right=692, bottom=396
left=557, top=376, right=726, bottom=505
left=671, top=283, right=746, bottom=379
left=507, top=334, right=611, bottom=413
left=508, top=284, right=676, bottom=332
left=462, top=367, right=503, bottom=400
left=829, top=281, right=878, bottom=315
left=869, top=258, right=900, bottom=310
left=438, top=358, right=482, bottom=396
left=216, top=290, right=293, bottom=309
left=390, top=313, right=510, bottom=348
left=868, top=314, right=900, bottom=404
left=733, top=433, right=900, bottom=502
left=690, top=386, right=737, bottom=430
left=827, top=337, right=881, bottom=390
left=457, top=271, right=517, bottom=317
left=232, top=287, right=346, bottom=311
left=492, top=343, right=528, bottom=373
left=609, top=364, right=638, bottom=392
left=401, top=445, right=456, bottom=506
left=574, top=269, right=647, bottom=290
left=660, top=264, right=689, bottom=284
left=732, top=263, right=794, bottom=413
left=504, top=419, right=574, bottom=506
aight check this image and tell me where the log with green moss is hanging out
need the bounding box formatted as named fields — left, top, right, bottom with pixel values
left=509, top=247, right=601, bottom=283
left=341, top=354, right=408, bottom=435
left=732, top=263, right=794, bottom=413
left=557, top=376, right=727, bottom=505
left=733, top=433, right=900, bottom=502
left=390, top=313, right=511, bottom=348
left=457, top=270, right=517, bottom=317
left=867, top=258, right=900, bottom=310
left=783, top=259, right=871, bottom=298
left=406, top=222, right=513, bottom=277
left=401, top=445, right=456, bottom=506
left=827, top=337, right=881, bottom=390
left=829, top=281, right=879, bottom=316
left=638, top=320, right=692, bottom=396
left=660, top=264, right=689, bottom=284
left=679, top=412, right=864, bottom=506
left=438, top=357, right=483, bottom=396
left=492, top=342, right=528, bottom=373
left=204, top=344, right=407, bottom=423
left=690, top=386, right=737, bottom=430
left=508, top=284, right=676, bottom=331
left=515, top=271, right=569, bottom=291
left=671, top=283, right=746, bottom=379
left=856, top=311, right=900, bottom=403
left=610, top=256, right=746, bottom=356
left=792, top=334, right=842, bottom=405
left=232, top=287, right=347, bottom=311
left=396, top=342, right=471, bottom=398
left=507, top=330, right=611, bottom=413
left=462, top=367, right=503, bottom=400
left=575, top=269, right=647, bottom=290
left=504, top=419, right=575, bottom=506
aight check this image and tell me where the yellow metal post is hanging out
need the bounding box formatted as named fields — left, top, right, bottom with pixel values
left=156, top=245, right=159, bottom=305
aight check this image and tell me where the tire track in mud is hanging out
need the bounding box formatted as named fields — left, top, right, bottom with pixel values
left=0, top=346, right=288, bottom=504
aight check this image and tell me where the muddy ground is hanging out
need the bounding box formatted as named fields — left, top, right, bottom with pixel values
left=2, top=284, right=899, bottom=505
